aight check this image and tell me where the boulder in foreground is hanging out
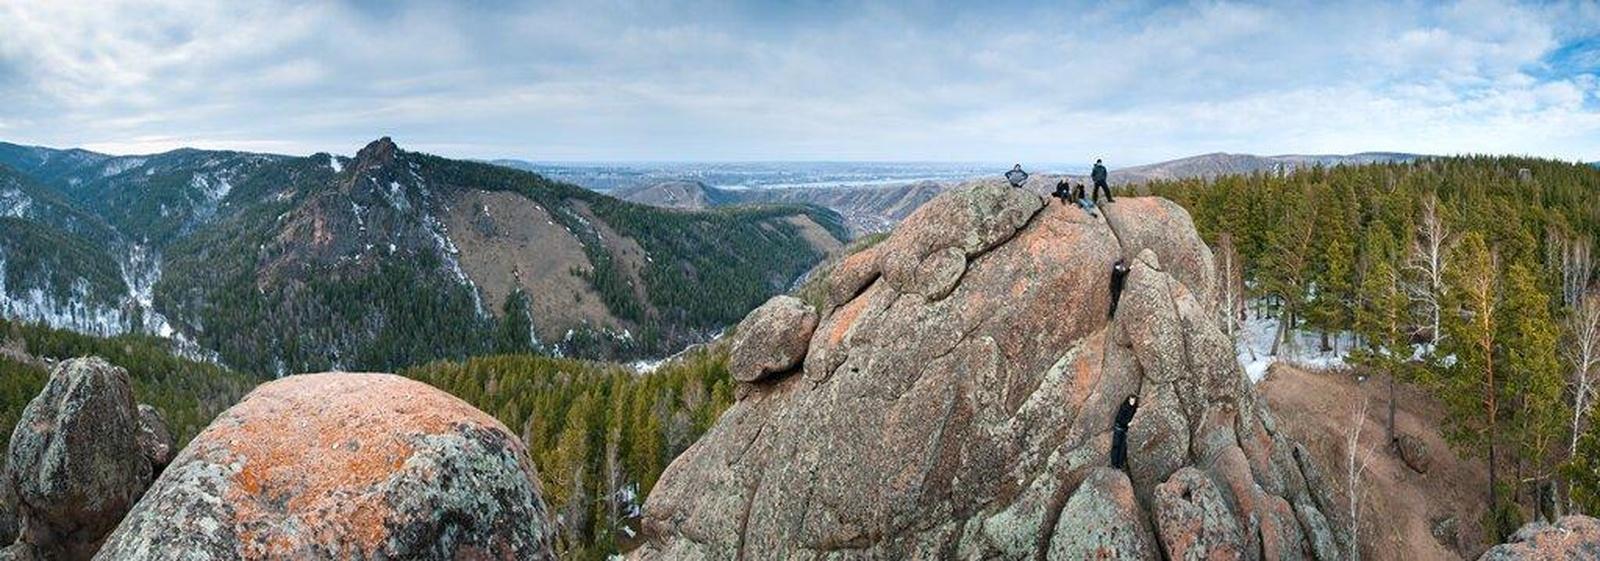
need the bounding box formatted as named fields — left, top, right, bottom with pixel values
left=6, top=357, right=151, bottom=561
left=95, top=372, right=555, bottom=560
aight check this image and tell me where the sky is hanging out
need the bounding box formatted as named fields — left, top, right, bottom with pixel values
left=0, top=0, right=1597, bottom=164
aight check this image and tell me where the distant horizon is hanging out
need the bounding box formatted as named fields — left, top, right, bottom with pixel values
left=2, top=2, right=1596, bottom=163
left=12, top=137, right=1598, bottom=170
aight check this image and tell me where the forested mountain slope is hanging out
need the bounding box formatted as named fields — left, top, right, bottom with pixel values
left=0, top=138, right=847, bottom=374
left=1145, top=156, right=1600, bottom=535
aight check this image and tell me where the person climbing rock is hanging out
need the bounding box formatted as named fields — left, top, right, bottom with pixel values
left=1109, top=259, right=1130, bottom=317
left=1091, top=158, right=1114, bottom=203
left=1005, top=164, right=1029, bottom=188
left=1111, top=394, right=1139, bottom=470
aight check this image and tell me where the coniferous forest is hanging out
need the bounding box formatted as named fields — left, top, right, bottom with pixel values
left=1144, top=156, right=1600, bottom=535
left=401, top=348, right=734, bottom=560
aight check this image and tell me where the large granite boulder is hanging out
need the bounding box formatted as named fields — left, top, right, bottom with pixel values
left=5, top=357, right=151, bottom=561
left=95, top=372, right=555, bottom=560
left=1047, top=468, right=1159, bottom=560
left=631, top=186, right=1346, bottom=559
left=727, top=296, right=818, bottom=383
left=1153, top=467, right=1246, bottom=561
left=1478, top=515, right=1600, bottom=560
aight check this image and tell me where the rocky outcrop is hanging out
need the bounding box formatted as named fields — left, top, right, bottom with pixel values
left=95, top=372, right=555, bottom=560
left=134, top=405, right=175, bottom=475
left=5, top=357, right=152, bottom=561
left=631, top=185, right=1349, bottom=559
left=728, top=296, right=818, bottom=383
left=1478, top=515, right=1599, bottom=560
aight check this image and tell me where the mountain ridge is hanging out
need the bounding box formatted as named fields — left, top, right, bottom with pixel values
left=0, top=137, right=848, bottom=373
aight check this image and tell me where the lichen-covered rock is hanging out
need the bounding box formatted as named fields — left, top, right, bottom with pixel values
left=1397, top=432, right=1430, bottom=474
left=1046, top=468, right=1158, bottom=560
left=134, top=404, right=175, bottom=474
left=873, top=182, right=1041, bottom=300
left=6, top=357, right=150, bottom=561
left=1477, top=515, right=1600, bottom=560
left=1153, top=467, right=1245, bottom=561
left=727, top=296, right=818, bottom=383
left=632, top=189, right=1347, bottom=559
left=94, top=372, right=554, bottom=560
left=1296, top=501, right=1341, bottom=561
left=1102, top=197, right=1218, bottom=308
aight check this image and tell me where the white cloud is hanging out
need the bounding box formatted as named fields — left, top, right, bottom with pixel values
left=0, top=0, right=1595, bottom=163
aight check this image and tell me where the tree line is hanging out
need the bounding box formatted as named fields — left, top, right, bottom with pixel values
left=1144, top=156, right=1600, bottom=538
left=400, top=346, right=734, bottom=560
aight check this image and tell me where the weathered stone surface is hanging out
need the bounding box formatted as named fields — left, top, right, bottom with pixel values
left=1478, top=515, right=1600, bottom=560
left=1296, top=501, right=1341, bottom=561
left=1153, top=467, right=1245, bottom=561
left=1046, top=468, right=1158, bottom=560
left=95, top=372, right=555, bottom=560
left=632, top=189, right=1346, bottom=559
left=1103, top=197, right=1218, bottom=309
left=727, top=296, right=818, bottom=383
left=6, top=357, right=150, bottom=561
left=1397, top=432, right=1431, bottom=474
left=134, top=404, right=175, bottom=474
left=874, top=182, right=1042, bottom=300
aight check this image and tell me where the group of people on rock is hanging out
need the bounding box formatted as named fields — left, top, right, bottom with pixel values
left=1004, top=159, right=1115, bottom=217
left=1007, top=160, right=1139, bottom=471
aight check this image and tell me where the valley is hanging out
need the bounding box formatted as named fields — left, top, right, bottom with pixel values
left=0, top=138, right=848, bottom=374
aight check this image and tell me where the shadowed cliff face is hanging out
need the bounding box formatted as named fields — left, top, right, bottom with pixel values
left=631, top=185, right=1349, bottom=560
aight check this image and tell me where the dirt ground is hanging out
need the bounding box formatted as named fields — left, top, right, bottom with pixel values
left=1257, top=364, right=1492, bottom=560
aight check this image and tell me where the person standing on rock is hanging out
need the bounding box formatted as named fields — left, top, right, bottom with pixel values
left=1005, top=164, right=1029, bottom=188
left=1111, top=394, right=1139, bottom=470
left=1091, top=158, right=1114, bottom=203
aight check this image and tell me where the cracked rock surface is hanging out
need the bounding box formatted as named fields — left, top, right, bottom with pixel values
left=631, top=185, right=1350, bottom=560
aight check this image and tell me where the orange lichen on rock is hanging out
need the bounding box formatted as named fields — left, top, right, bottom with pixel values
left=827, top=294, right=869, bottom=346
left=200, top=373, right=510, bottom=556
left=97, top=371, right=554, bottom=560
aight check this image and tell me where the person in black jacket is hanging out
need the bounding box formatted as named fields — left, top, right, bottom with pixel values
left=1111, top=394, right=1139, bottom=470
left=1091, top=159, right=1114, bottom=203
left=1109, top=259, right=1130, bottom=318
left=1005, top=164, right=1029, bottom=188
left=1051, top=180, right=1074, bottom=205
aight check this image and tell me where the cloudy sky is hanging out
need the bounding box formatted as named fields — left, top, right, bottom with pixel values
left=1, top=0, right=1597, bottom=164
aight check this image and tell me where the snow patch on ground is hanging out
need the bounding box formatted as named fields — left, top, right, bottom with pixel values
left=327, top=154, right=343, bottom=173
left=99, top=157, right=147, bottom=178
left=1235, top=312, right=1350, bottom=382
left=0, top=188, right=32, bottom=218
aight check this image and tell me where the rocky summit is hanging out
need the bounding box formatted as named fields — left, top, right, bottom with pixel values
left=93, top=372, right=555, bottom=560
left=631, top=185, right=1351, bottom=559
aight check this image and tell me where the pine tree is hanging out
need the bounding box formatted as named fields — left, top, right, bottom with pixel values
left=1500, top=261, right=1567, bottom=513
left=496, top=288, right=537, bottom=355
left=1308, top=181, right=1358, bottom=352
left=1442, top=232, right=1504, bottom=525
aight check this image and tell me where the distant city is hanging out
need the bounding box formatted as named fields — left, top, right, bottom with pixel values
left=491, top=160, right=1090, bottom=192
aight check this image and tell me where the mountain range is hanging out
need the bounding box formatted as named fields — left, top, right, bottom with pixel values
left=0, top=138, right=846, bottom=374
left=599, top=151, right=1422, bottom=235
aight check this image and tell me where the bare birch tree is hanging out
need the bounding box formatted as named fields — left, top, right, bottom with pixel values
left=1404, top=194, right=1451, bottom=349
left=1345, top=397, right=1379, bottom=561
left=1566, top=289, right=1600, bottom=511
